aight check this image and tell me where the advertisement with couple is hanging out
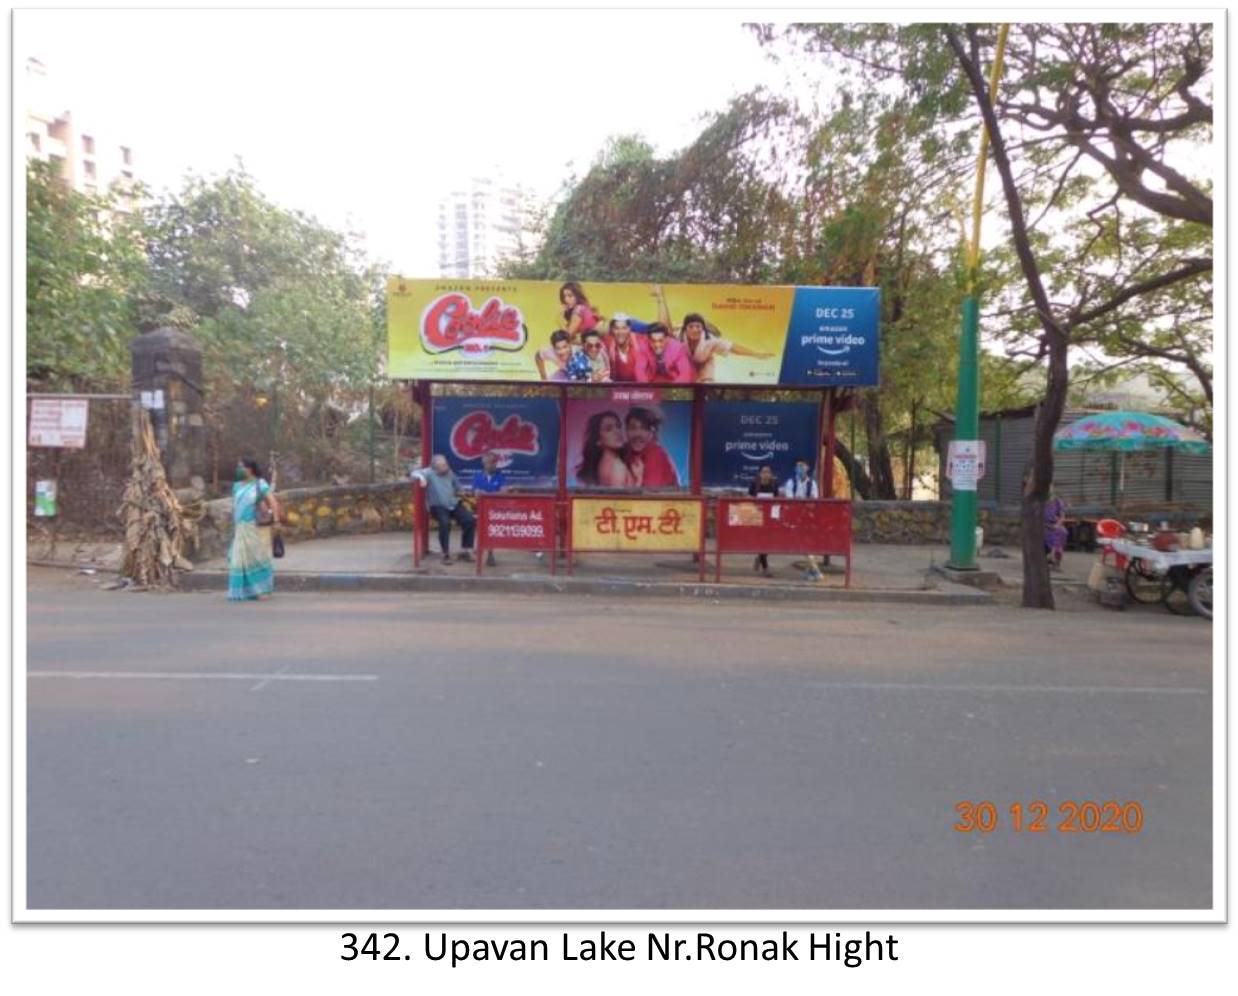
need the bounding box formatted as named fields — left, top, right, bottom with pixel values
left=566, top=397, right=691, bottom=490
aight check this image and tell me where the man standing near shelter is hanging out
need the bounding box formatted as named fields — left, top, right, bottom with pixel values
left=783, top=457, right=823, bottom=581
left=410, top=454, right=476, bottom=565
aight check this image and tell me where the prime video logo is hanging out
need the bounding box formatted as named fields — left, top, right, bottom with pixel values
left=727, top=439, right=791, bottom=463
left=801, top=333, right=866, bottom=357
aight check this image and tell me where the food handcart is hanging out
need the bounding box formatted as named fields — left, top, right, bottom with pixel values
left=1107, top=537, right=1213, bottom=617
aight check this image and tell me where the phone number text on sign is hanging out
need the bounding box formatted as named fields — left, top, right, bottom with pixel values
left=478, top=496, right=557, bottom=551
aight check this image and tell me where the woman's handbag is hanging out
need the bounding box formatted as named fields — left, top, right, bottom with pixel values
left=256, top=490, right=280, bottom=527
left=272, top=532, right=285, bottom=558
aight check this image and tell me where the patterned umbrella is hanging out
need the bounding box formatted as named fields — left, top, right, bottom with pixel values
left=1053, top=410, right=1210, bottom=455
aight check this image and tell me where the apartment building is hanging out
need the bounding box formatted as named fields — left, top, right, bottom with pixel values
left=24, top=57, right=138, bottom=212
left=436, top=175, right=532, bottom=278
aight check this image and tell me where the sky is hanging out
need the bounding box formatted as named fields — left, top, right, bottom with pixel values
left=17, top=8, right=795, bottom=275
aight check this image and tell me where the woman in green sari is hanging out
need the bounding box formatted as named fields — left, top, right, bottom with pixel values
left=228, top=458, right=275, bottom=601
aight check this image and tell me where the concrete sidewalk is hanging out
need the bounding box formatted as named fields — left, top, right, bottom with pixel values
left=182, top=532, right=1098, bottom=605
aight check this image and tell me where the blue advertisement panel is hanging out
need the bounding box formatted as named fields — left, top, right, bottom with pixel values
left=702, top=400, right=821, bottom=489
left=778, top=287, right=881, bottom=387
left=431, top=396, right=560, bottom=488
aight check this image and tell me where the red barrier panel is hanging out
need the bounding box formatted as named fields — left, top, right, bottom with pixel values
left=714, top=497, right=852, bottom=586
left=410, top=483, right=429, bottom=567
left=476, top=494, right=559, bottom=574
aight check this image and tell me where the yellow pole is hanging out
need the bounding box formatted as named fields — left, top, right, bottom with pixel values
left=967, top=22, right=1010, bottom=280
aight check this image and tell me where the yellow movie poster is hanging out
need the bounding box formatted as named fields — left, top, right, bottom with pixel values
left=388, top=278, right=796, bottom=385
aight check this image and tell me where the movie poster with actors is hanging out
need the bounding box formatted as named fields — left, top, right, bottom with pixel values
left=565, top=390, right=691, bottom=491
left=431, top=396, right=560, bottom=489
left=388, top=278, right=879, bottom=387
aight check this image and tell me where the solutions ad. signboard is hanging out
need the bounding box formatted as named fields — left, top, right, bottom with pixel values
left=701, top=400, right=821, bottom=489
left=389, top=279, right=879, bottom=387
left=430, top=396, right=560, bottom=488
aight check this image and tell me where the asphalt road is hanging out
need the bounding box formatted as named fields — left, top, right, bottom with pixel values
left=25, top=569, right=1213, bottom=910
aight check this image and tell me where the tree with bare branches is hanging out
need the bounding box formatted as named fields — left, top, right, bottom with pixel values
left=760, top=22, right=1212, bottom=607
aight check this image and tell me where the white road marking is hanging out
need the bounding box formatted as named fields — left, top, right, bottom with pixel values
left=28, top=671, right=378, bottom=683
left=806, top=681, right=1207, bottom=696
left=26, top=674, right=1203, bottom=696
left=250, top=663, right=292, bottom=692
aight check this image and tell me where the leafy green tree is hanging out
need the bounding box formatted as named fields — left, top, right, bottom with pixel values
left=945, top=23, right=1211, bottom=607
left=141, top=166, right=383, bottom=483
left=26, top=160, right=149, bottom=389
left=505, top=95, right=800, bottom=284
left=760, top=22, right=1212, bottom=607
left=507, top=90, right=997, bottom=498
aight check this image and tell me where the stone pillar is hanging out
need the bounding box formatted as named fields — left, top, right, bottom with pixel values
left=129, top=327, right=206, bottom=488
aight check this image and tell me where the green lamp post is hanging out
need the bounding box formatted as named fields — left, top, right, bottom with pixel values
left=948, top=23, right=1009, bottom=570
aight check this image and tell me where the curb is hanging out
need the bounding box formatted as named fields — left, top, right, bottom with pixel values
left=178, top=570, right=992, bottom=605
left=27, top=560, right=121, bottom=572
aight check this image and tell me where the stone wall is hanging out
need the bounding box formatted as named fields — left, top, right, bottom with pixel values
left=195, top=486, right=1207, bottom=561
left=197, top=481, right=414, bottom=561
left=851, top=501, right=1022, bottom=546
left=850, top=500, right=1206, bottom=545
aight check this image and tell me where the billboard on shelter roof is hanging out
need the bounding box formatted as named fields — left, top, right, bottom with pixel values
left=388, top=278, right=879, bottom=387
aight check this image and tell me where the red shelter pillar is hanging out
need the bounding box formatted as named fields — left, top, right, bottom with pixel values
left=557, top=385, right=568, bottom=499
left=417, top=381, right=433, bottom=466
left=691, top=386, right=704, bottom=495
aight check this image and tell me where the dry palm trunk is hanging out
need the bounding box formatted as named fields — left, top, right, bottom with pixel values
left=117, top=408, right=201, bottom=589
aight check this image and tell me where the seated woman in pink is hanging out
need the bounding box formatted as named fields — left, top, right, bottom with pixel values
left=559, top=281, right=600, bottom=345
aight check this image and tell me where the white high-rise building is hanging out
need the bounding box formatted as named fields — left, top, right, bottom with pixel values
left=436, top=175, right=532, bottom=278
left=24, top=57, right=138, bottom=212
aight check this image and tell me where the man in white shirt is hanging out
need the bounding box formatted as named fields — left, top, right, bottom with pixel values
left=782, top=458, right=820, bottom=499
left=783, top=458, right=823, bottom=580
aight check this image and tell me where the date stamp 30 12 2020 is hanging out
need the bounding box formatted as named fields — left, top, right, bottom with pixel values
left=953, top=800, right=1145, bottom=835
